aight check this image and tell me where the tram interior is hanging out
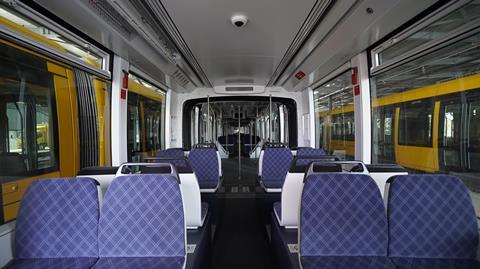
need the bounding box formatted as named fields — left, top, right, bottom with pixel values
left=1, top=0, right=480, bottom=269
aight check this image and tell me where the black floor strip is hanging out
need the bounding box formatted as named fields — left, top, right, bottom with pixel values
left=211, top=157, right=272, bottom=269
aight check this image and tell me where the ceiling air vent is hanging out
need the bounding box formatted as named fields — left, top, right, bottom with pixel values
left=82, top=0, right=133, bottom=39
left=172, top=70, right=190, bottom=87
left=225, top=78, right=254, bottom=84
left=225, top=86, right=254, bottom=92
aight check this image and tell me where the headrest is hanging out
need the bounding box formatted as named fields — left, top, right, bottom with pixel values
left=77, top=166, right=119, bottom=176
left=262, top=142, right=288, bottom=149
left=192, top=143, right=217, bottom=150
left=288, top=155, right=338, bottom=173
left=311, top=163, right=343, bottom=173
left=116, top=163, right=180, bottom=182
left=304, top=161, right=367, bottom=180
left=366, top=164, right=407, bottom=173
left=144, top=156, right=193, bottom=174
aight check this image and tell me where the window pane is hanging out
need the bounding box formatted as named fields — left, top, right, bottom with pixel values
left=398, top=100, right=434, bottom=147
left=468, top=101, right=480, bottom=170
left=0, top=5, right=106, bottom=70
left=371, top=10, right=480, bottom=216
left=313, top=70, right=354, bottom=160
left=127, top=74, right=166, bottom=162
left=377, top=1, right=480, bottom=66
left=0, top=42, right=58, bottom=177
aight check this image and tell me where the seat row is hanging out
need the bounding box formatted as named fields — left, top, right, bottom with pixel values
left=274, top=157, right=407, bottom=228
left=156, top=144, right=222, bottom=192
left=258, top=144, right=327, bottom=192
left=276, top=169, right=480, bottom=269
left=7, top=166, right=190, bottom=269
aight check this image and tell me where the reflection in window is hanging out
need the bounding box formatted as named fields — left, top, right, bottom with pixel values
left=126, top=75, right=166, bottom=162
left=399, top=100, right=433, bottom=147
left=374, top=1, right=480, bottom=67
left=370, top=4, right=480, bottom=216
left=0, top=5, right=106, bottom=69
left=313, top=70, right=354, bottom=160
left=0, top=42, right=58, bottom=177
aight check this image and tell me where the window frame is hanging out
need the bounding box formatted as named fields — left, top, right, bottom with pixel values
left=370, top=0, right=480, bottom=75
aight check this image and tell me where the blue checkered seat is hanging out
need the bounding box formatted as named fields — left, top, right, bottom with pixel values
left=299, top=173, right=396, bottom=269
left=6, top=178, right=100, bottom=269
left=260, top=147, right=293, bottom=190
left=92, top=174, right=186, bottom=269
left=296, top=147, right=326, bottom=157
left=156, top=148, right=184, bottom=158
left=189, top=147, right=220, bottom=191
left=387, top=174, right=480, bottom=269
left=274, top=156, right=337, bottom=228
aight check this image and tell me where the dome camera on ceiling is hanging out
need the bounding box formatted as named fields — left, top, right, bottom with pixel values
left=231, top=14, right=248, bottom=28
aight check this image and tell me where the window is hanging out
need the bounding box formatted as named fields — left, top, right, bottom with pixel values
left=468, top=100, right=480, bottom=170
left=0, top=42, right=58, bottom=176
left=127, top=73, right=166, bottom=162
left=372, top=1, right=480, bottom=68
left=313, top=69, right=354, bottom=159
left=0, top=5, right=109, bottom=72
left=370, top=1, right=480, bottom=216
left=398, top=100, right=434, bottom=147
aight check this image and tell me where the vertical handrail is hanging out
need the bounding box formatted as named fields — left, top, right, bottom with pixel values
left=207, top=95, right=210, bottom=142
left=238, top=105, right=241, bottom=180
left=269, top=94, right=272, bottom=142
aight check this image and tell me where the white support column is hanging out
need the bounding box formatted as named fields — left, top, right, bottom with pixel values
left=111, top=55, right=129, bottom=166
left=351, top=52, right=372, bottom=163
left=165, top=89, right=172, bottom=149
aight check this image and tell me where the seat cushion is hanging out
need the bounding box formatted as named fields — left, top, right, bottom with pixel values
left=301, top=256, right=396, bottom=269
left=391, top=258, right=480, bottom=269
left=273, top=201, right=281, bottom=223
left=92, top=257, right=185, bottom=269
left=6, top=258, right=97, bottom=269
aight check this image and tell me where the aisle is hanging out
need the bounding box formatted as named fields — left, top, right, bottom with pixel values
left=211, top=157, right=272, bottom=269
left=211, top=197, right=272, bottom=269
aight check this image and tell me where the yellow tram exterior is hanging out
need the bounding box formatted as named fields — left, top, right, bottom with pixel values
left=0, top=15, right=110, bottom=222
left=372, top=73, right=480, bottom=173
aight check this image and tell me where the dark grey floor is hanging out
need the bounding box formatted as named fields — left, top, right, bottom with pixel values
left=211, top=156, right=272, bottom=269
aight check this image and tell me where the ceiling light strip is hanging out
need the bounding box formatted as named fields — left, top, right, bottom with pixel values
left=266, top=0, right=333, bottom=87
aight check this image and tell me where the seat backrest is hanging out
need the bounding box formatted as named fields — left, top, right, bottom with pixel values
left=99, top=174, right=185, bottom=258
left=156, top=148, right=184, bottom=158
left=387, top=174, right=478, bottom=259
left=279, top=156, right=338, bottom=227
left=261, top=147, right=293, bottom=184
left=300, top=173, right=387, bottom=257
left=296, top=147, right=326, bottom=157
left=142, top=158, right=202, bottom=228
left=15, top=178, right=99, bottom=258
left=0, top=152, right=27, bottom=175
left=189, top=148, right=219, bottom=183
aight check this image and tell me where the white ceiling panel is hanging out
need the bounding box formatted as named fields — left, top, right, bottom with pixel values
left=161, top=0, right=317, bottom=86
